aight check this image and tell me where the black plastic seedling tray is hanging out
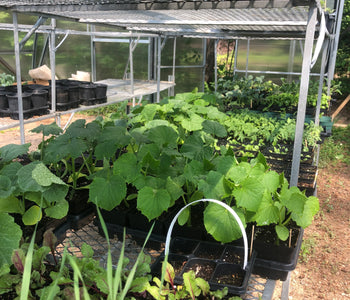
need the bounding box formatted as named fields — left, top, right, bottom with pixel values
left=151, top=237, right=256, bottom=296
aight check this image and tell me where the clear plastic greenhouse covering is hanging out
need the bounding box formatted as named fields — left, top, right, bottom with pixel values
left=0, top=0, right=328, bottom=40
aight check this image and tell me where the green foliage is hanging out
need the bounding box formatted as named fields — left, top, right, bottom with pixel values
left=146, top=262, right=238, bottom=299
left=0, top=214, right=22, bottom=266
left=319, top=125, right=350, bottom=167
left=0, top=73, right=15, bottom=86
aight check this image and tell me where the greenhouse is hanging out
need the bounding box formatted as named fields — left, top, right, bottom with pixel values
left=0, top=0, right=348, bottom=299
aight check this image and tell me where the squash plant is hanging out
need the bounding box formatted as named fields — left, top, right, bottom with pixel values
left=0, top=144, right=69, bottom=267
left=200, top=152, right=319, bottom=242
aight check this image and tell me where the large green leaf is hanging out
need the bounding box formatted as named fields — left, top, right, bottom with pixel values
left=166, top=177, right=184, bottom=204
left=17, top=162, right=42, bottom=192
left=147, top=126, right=178, bottom=148
left=291, top=195, right=320, bottom=228
left=145, top=119, right=173, bottom=129
left=207, top=107, right=228, bottom=122
left=232, top=177, right=265, bottom=212
left=94, top=140, right=119, bottom=161
left=97, top=125, right=130, bottom=146
left=140, top=103, right=158, bottom=122
left=180, top=113, right=203, bottom=132
left=204, top=203, right=246, bottom=242
left=214, top=155, right=236, bottom=175
left=0, top=213, right=22, bottom=266
left=45, top=199, right=69, bottom=219
left=180, top=133, right=212, bottom=161
left=202, top=120, right=227, bottom=138
left=226, top=165, right=248, bottom=184
left=113, top=153, right=141, bottom=183
left=0, top=143, right=30, bottom=164
left=137, top=186, right=171, bottom=220
left=44, top=134, right=88, bottom=162
left=198, top=171, right=229, bottom=200
left=89, top=174, right=127, bottom=211
left=43, top=184, right=69, bottom=204
left=32, top=163, right=65, bottom=186
left=0, top=196, right=22, bottom=214
left=137, top=143, right=160, bottom=162
left=65, top=119, right=86, bottom=138
left=0, top=175, right=15, bottom=198
left=261, top=170, right=280, bottom=194
left=183, top=160, right=205, bottom=182
left=30, top=122, right=63, bottom=136
left=253, top=191, right=280, bottom=226
left=0, top=162, right=21, bottom=183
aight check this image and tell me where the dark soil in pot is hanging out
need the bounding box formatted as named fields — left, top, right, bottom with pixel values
left=7, top=92, right=32, bottom=111
left=170, top=237, right=199, bottom=255
left=182, top=259, right=216, bottom=281
left=151, top=254, right=188, bottom=278
left=251, top=224, right=301, bottom=263
left=194, top=242, right=225, bottom=260
left=212, top=264, right=245, bottom=286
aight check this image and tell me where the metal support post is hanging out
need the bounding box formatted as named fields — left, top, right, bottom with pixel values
left=90, top=25, right=97, bottom=82
left=315, top=39, right=329, bottom=126
left=49, top=19, right=56, bottom=113
left=290, top=4, right=318, bottom=187
left=245, top=38, right=250, bottom=78
left=214, top=39, right=218, bottom=92
left=201, top=38, right=207, bottom=92
left=129, top=37, right=135, bottom=105
left=233, top=39, right=239, bottom=76
left=172, top=37, right=177, bottom=83
left=327, top=0, right=345, bottom=81
left=287, top=40, right=296, bottom=83
left=12, top=12, right=25, bottom=144
left=156, top=36, right=161, bottom=103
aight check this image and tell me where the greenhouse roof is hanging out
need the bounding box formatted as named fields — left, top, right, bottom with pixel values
left=0, top=0, right=321, bottom=39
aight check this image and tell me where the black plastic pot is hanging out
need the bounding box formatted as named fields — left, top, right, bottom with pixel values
left=68, top=85, right=80, bottom=102
left=31, top=89, right=48, bottom=108
left=79, top=83, right=96, bottom=101
left=7, top=92, right=32, bottom=111
left=0, top=91, right=8, bottom=109
left=55, top=86, right=69, bottom=104
left=95, top=83, right=108, bottom=99
left=252, top=226, right=304, bottom=281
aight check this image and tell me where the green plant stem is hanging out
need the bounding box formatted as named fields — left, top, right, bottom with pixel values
left=282, top=214, right=292, bottom=227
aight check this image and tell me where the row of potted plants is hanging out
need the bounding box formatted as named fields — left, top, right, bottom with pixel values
left=0, top=79, right=322, bottom=296
left=0, top=88, right=320, bottom=285
left=214, top=74, right=340, bottom=114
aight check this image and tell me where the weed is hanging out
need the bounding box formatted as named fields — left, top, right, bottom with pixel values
left=323, top=196, right=334, bottom=213
left=299, top=235, right=318, bottom=263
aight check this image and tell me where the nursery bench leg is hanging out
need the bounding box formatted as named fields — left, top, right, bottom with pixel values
left=262, top=279, right=276, bottom=299
left=281, top=272, right=291, bottom=300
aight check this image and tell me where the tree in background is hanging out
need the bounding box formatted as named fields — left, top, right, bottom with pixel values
left=334, top=0, right=350, bottom=93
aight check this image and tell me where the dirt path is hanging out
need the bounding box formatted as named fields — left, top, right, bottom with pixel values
left=272, top=163, right=350, bottom=299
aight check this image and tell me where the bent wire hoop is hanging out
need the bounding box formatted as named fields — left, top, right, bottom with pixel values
left=164, top=198, right=249, bottom=270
